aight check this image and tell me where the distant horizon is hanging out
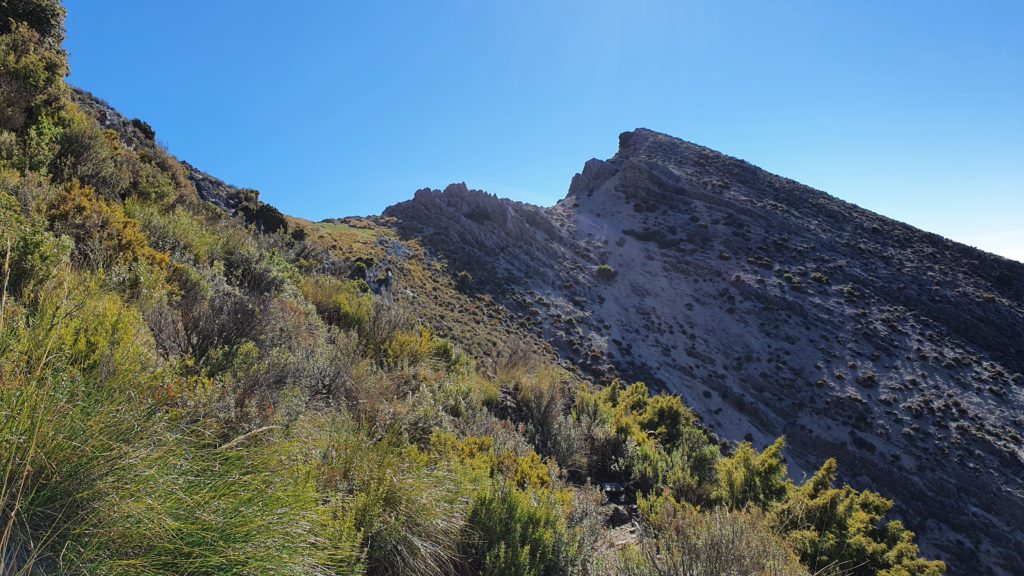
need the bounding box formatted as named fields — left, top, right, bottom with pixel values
left=64, top=1, right=1023, bottom=262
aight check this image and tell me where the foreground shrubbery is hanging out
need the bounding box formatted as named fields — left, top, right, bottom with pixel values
left=0, top=3, right=943, bottom=575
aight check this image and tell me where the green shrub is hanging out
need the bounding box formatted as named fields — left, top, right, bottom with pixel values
left=357, top=300, right=413, bottom=362
left=49, top=109, right=134, bottom=198
left=0, top=19, right=66, bottom=132
left=572, top=381, right=718, bottom=499
left=45, top=179, right=167, bottom=271
left=714, top=437, right=789, bottom=510
left=125, top=198, right=225, bottom=265
left=635, top=394, right=694, bottom=447
left=628, top=426, right=719, bottom=504
left=572, top=384, right=627, bottom=481
left=0, top=182, right=70, bottom=297
left=461, top=482, right=563, bottom=576
left=516, top=368, right=586, bottom=474
left=774, top=459, right=945, bottom=576
left=595, top=264, right=618, bottom=281
left=618, top=495, right=807, bottom=576
left=0, top=0, right=67, bottom=48
left=302, top=275, right=374, bottom=332
left=352, top=260, right=368, bottom=279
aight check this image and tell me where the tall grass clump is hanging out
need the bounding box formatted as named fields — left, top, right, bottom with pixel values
left=0, top=268, right=159, bottom=574
left=1, top=266, right=332, bottom=575
left=311, top=416, right=463, bottom=576
left=68, top=429, right=327, bottom=576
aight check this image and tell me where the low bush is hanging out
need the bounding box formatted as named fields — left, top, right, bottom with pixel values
left=516, top=368, right=587, bottom=474
left=461, top=482, right=564, bottom=576
left=45, top=179, right=166, bottom=271
left=125, top=197, right=224, bottom=265
left=595, top=264, right=618, bottom=281
left=774, top=459, right=946, bottom=576
left=302, top=274, right=374, bottom=332
left=618, top=496, right=807, bottom=576
left=714, top=437, right=789, bottom=510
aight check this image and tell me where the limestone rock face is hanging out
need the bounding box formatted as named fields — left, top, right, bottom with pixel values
left=385, top=128, right=1024, bottom=575
left=384, top=182, right=564, bottom=291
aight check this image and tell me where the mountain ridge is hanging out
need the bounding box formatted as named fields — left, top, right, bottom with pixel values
left=384, top=128, right=1024, bottom=573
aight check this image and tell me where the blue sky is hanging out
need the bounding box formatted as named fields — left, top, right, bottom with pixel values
left=64, top=1, right=1022, bottom=261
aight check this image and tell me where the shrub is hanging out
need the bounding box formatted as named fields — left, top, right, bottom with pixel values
left=125, top=197, right=224, bottom=265
left=130, top=117, right=155, bottom=141
left=618, top=496, right=807, bottom=576
left=126, top=154, right=181, bottom=204
left=595, top=264, right=618, bottom=281
left=460, top=482, right=562, bottom=576
left=516, top=368, right=587, bottom=474
left=572, top=384, right=627, bottom=481
left=302, top=275, right=374, bottom=332
left=235, top=188, right=288, bottom=234
left=358, top=300, right=413, bottom=362
left=0, top=183, right=70, bottom=297
left=628, top=426, right=719, bottom=504
left=352, top=260, right=368, bottom=279
left=635, top=394, right=694, bottom=447
left=45, top=179, right=166, bottom=271
left=572, top=381, right=718, bottom=499
left=0, top=0, right=67, bottom=48
left=49, top=109, right=133, bottom=198
left=714, top=437, right=789, bottom=510
left=0, top=19, right=67, bottom=132
left=774, top=459, right=945, bottom=576
left=857, top=372, right=878, bottom=387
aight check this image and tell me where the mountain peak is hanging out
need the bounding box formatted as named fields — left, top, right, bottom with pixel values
left=385, top=127, right=1024, bottom=572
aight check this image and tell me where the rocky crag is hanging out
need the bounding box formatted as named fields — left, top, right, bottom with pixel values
left=385, top=129, right=1024, bottom=575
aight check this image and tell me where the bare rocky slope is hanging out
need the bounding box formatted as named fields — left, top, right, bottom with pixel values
left=384, top=129, right=1024, bottom=575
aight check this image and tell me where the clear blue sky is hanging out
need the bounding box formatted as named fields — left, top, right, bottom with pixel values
left=64, top=1, right=1023, bottom=261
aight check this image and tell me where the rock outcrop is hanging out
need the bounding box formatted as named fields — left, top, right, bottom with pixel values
left=72, top=88, right=288, bottom=234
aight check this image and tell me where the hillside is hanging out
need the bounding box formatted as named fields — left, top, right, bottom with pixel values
left=385, top=129, right=1024, bottom=573
left=0, top=2, right=994, bottom=575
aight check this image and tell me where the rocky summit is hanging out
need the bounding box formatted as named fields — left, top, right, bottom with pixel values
left=385, top=128, right=1024, bottom=574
